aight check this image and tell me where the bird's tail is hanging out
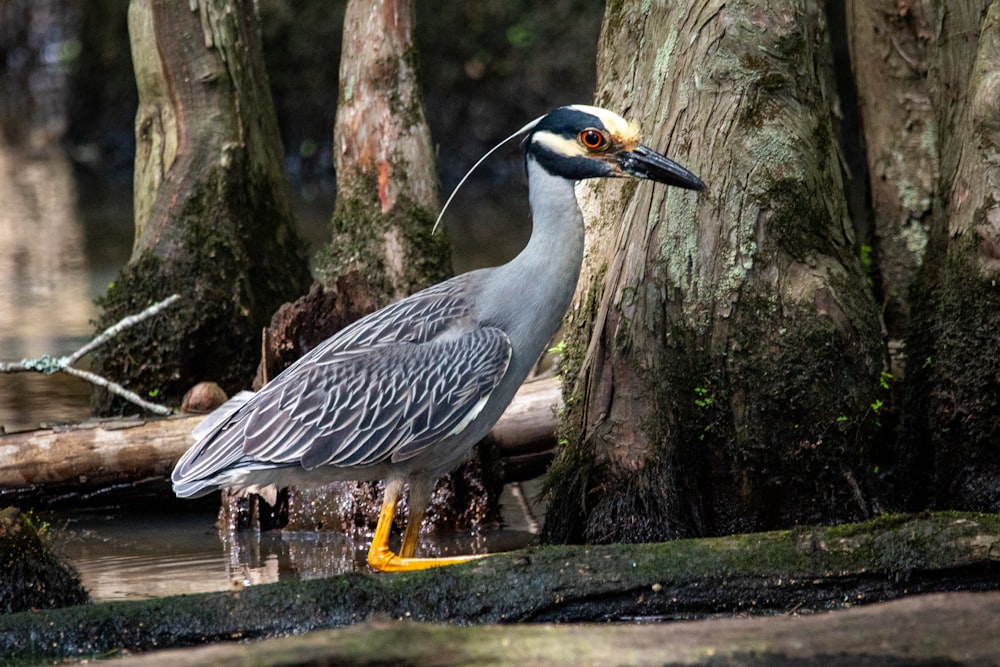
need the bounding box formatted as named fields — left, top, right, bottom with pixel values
left=173, top=390, right=256, bottom=497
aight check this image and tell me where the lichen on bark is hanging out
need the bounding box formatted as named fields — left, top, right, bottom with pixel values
left=544, top=0, right=885, bottom=544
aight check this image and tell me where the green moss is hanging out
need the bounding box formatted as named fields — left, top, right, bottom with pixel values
left=91, top=164, right=310, bottom=412
left=318, top=166, right=451, bottom=305
left=902, top=231, right=1000, bottom=512
left=0, top=507, right=89, bottom=613
left=724, top=293, right=879, bottom=513
left=2, top=512, right=994, bottom=662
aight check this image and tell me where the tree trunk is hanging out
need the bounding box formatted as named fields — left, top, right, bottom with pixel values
left=901, top=1, right=1000, bottom=512
left=543, top=0, right=885, bottom=544
left=90, top=0, right=311, bottom=411
left=847, top=0, right=936, bottom=375
left=316, top=0, right=451, bottom=304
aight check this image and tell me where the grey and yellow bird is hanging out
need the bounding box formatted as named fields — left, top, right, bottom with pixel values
left=172, top=105, right=705, bottom=572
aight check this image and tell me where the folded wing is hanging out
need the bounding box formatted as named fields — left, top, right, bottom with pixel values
left=171, top=306, right=510, bottom=496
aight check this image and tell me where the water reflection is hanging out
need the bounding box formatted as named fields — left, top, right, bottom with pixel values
left=0, top=139, right=96, bottom=431
left=0, top=0, right=95, bottom=431
left=51, top=482, right=538, bottom=601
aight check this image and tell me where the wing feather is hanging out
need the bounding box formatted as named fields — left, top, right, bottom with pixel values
left=293, top=327, right=511, bottom=468
left=172, top=275, right=510, bottom=496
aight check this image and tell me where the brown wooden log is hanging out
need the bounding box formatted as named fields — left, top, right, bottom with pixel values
left=0, top=378, right=561, bottom=493
left=0, top=417, right=194, bottom=489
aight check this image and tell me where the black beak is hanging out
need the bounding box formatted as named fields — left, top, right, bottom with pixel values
left=618, top=144, right=705, bottom=191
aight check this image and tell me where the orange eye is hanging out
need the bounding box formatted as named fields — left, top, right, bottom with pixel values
left=579, top=129, right=607, bottom=150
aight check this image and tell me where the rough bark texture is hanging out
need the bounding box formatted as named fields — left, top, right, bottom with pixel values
left=316, top=0, right=451, bottom=304
left=543, top=0, right=886, bottom=545
left=90, top=0, right=311, bottom=411
left=847, top=0, right=936, bottom=376
left=901, top=1, right=1000, bottom=513
left=1, top=513, right=998, bottom=663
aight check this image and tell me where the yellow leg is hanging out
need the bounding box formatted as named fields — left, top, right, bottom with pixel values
left=399, top=503, right=423, bottom=559
left=366, top=480, right=486, bottom=572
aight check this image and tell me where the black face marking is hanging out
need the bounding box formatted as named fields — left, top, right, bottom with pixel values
left=527, top=146, right=614, bottom=180
left=522, top=107, right=617, bottom=180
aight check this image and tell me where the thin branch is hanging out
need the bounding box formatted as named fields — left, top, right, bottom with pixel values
left=61, top=366, right=173, bottom=416
left=65, top=293, right=181, bottom=367
left=0, top=294, right=181, bottom=415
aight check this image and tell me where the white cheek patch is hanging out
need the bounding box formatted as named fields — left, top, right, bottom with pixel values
left=531, top=130, right=587, bottom=158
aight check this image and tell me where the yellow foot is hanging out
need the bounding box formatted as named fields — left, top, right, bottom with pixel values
left=367, top=545, right=486, bottom=572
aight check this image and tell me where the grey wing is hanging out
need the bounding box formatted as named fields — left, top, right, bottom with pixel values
left=311, top=274, right=479, bottom=355
left=246, top=326, right=512, bottom=468
left=173, top=326, right=511, bottom=489
left=172, top=274, right=490, bottom=492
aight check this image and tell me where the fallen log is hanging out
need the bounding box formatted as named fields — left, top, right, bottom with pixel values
left=82, top=591, right=1000, bottom=666
left=1, top=512, right=998, bottom=663
left=0, top=378, right=561, bottom=497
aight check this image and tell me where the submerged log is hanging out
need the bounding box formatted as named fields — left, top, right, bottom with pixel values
left=0, top=378, right=561, bottom=498
left=0, top=513, right=997, bottom=663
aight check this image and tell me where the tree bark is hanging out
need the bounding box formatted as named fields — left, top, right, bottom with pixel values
left=543, top=0, right=885, bottom=545
left=316, top=0, right=451, bottom=304
left=1, top=513, right=997, bottom=662
left=89, top=0, right=311, bottom=411
left=847, top=0, right=936, bottom=372
left=901, top=1, right=1000, bottom=512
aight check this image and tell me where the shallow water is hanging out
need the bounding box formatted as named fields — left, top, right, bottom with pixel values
left=47, top=482, right=539, bottom=601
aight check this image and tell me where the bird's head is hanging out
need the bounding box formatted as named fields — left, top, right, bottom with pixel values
left=525, top=105, right=705, bottom=190
left=433, top=104, right=704, bottom=232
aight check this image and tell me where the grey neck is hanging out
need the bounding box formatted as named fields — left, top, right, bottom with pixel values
left=489, top=156, right=586, bottom=365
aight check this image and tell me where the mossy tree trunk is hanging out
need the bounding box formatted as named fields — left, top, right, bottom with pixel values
left=901, top=1, right=1000, bottom=512
left=316, top=0, right=451, bottom=304
left=91, top=0, right=311, bottom=412
left=543, top=0, right=886, bottom=544
left=847, top=1, right=936, bottom=377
